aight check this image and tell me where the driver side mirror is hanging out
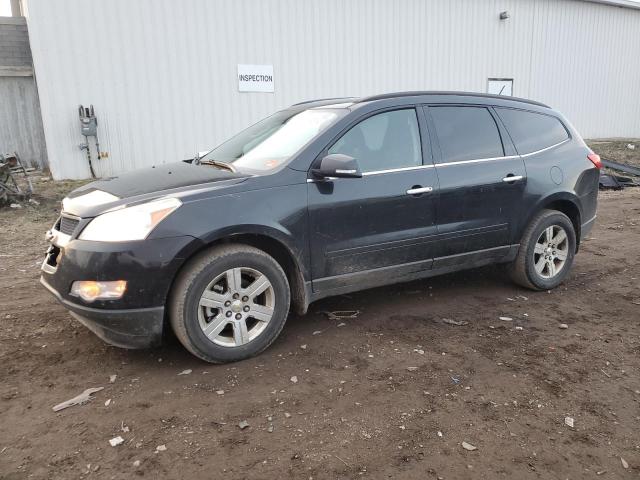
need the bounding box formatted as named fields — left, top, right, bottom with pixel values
left=312, top=154, right=363, bottom=179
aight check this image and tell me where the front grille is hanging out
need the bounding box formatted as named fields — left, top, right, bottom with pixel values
left=58, top=216, right=80, bottom=235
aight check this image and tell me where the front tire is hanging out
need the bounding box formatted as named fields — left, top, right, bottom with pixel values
left=509, top=209, right=576, bottom=291
left=169, top=244, right=290, bottom=363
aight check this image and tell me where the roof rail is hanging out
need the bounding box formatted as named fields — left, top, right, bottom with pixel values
left=291, top=97, right=355, bottom=106
left=356, top=91, right=550, bottom=108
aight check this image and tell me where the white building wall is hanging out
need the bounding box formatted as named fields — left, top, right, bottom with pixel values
left=23, top=0, right=640, bottom=179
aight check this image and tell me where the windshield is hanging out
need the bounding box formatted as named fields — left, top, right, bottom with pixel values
left=200, top=108, right=346, bottom=172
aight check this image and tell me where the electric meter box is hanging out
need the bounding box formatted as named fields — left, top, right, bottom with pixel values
left=80, top=117, right=98, bottom=137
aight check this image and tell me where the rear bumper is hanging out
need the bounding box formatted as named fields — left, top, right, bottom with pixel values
left=581, top=214, right=596, bottom=239
left=41, top=276, right=164, bottom=349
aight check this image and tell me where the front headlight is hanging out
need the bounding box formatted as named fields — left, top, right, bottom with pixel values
left=78, top=197, right=182, bottom=242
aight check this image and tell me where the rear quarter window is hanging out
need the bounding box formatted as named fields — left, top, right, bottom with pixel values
left=496, top=108, right=569, bottom=155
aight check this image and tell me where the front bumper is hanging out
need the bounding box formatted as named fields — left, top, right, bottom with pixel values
left=40, top=228, right=202, bottom=349
left=41, top=277, right=163, bottom=348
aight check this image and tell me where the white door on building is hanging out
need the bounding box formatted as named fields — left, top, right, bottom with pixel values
left=487, top=78, right=513, bottom=96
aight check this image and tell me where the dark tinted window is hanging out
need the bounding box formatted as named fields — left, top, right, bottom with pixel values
left=430, top=106, right=504, bottom=163
left=328, top=109, right=422, bottom=172
left=496, top=108, right=569, bottom=155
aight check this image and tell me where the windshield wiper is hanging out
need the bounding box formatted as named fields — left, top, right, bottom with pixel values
left=198, top=159, right=236, bottom=173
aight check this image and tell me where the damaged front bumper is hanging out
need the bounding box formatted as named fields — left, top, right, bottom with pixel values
left=39, top=219, right=201, bottom=349
left=41, top=277, right=164, bottom=348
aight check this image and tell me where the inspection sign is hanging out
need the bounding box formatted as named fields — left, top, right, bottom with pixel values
left=238, top=64, right=274, bottom=92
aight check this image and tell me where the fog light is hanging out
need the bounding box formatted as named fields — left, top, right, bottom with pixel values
left=70, top=280, right=127, bottom=302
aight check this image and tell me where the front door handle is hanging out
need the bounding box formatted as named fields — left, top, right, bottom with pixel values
left=502, top=175, right=524, bottom=183
left=406, top=186, right=433, bottom=195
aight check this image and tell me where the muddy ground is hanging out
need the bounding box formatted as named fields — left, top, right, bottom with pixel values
left=1, top=174, right=640, bottom=479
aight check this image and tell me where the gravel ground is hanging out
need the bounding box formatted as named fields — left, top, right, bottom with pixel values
left=1, top=175, right=639, bottom=479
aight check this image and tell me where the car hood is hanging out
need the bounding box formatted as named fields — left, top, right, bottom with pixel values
left=63, top=162, right=249, bottom=217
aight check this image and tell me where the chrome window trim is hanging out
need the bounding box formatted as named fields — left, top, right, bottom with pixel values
left=436, top=155, right=519, bottom=167
left=307, top=137, right=571, bottom=183
left=432, top=138, right=569, bottom=166
left=519, top=138, right=570, bottom=158
left=306, top=164, right=435, bottom=182
left=362, top=164, right=435, bottom=176
left=307, top=137, right=569, bottom=182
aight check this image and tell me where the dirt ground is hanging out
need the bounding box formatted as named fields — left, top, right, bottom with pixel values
left=586, top=139, right=640, bottom=168
left=587, top=139, right=640, bottom=187
left=1, top=173, right=640, bottom=479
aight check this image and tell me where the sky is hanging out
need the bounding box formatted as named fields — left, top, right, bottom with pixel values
left=0, top=0, right=11, bottom=17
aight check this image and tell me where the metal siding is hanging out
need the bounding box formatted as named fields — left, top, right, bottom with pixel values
left=0, top=75, right=48, bottom=168
left=0, top=17, right=32, bottom=67
left=23, top=0, right=640, bottom=179
left=529, top=0, right=640, bottom=139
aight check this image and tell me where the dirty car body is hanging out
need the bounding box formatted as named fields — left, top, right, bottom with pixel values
left=41, top=92, right=600, bottom=362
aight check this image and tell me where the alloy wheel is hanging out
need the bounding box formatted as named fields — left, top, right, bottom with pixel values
left=197, top=267, right=275, bottom=347
left=533, top=225, right=569, bottom=279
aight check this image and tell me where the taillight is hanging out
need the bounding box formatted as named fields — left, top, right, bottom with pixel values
left=587, top=153, right=602, bottom=169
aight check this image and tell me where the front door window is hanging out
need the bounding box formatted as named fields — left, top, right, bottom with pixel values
left=328, top=109, right=422, bottom=172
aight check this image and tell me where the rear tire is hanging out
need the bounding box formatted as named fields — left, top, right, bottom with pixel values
left=508, top=209, right=576, bottom=290
left=169, top=244, right=290, bottom=363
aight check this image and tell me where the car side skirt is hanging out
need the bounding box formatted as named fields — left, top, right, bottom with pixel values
left=309, top=244, right=519, bottom=303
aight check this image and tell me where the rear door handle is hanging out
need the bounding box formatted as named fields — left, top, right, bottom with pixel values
left=406, top=186, right=433, bottom=195
left=502, top=175, right=524, bottom=183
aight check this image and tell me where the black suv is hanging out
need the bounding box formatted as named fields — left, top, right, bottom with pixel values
left=41, top=92, right=600, bottom=363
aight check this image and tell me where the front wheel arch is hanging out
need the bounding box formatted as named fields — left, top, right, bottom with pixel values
left=165, top=231, right=309, bottom=321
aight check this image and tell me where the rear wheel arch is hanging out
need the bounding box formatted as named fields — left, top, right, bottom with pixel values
left=543, top=199, right=582, bottom=250
left=521, top=194, right=582, bottom=251
left=509, top=208, right=576, bottom=290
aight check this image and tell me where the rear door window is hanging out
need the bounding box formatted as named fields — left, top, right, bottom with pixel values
left=429, top=106, right=504, bottom=163
left=496, top=108, right=569, bottom=155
